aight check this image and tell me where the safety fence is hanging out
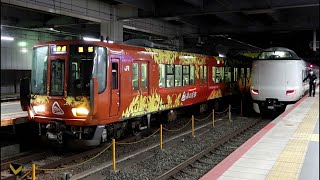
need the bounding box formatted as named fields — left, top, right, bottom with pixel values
left=24, top=104, right=238, bottom=179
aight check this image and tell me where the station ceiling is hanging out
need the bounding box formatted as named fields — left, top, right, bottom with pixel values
left=1, top=1, right=319, bottom=59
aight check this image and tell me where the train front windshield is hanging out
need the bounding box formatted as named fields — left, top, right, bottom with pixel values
left=31, top=44, right=107, bottom=97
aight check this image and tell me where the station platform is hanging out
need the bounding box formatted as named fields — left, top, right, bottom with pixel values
left=1, top=101, right=27, bottom=127
left=201, top=89, right=319, bottom=180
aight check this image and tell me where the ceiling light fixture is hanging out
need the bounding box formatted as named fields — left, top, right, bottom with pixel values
left=83, top=37, right=100, bottom=41
left=1, top=36, right=14, bottom=41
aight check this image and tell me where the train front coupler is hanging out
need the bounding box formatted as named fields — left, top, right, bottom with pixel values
left=45, top=121, right=66, bottom=144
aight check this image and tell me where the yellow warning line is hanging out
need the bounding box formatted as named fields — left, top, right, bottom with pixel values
left=266, top=99, right=319, bottom=180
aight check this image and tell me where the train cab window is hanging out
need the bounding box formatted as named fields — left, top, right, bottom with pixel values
left=132, top=63, right=139, bottom=90
left=190, top=65, right=195, bottom=85
left=31, top=46, right=48, bottom=95
left=96, top=47, right=107, bottom=92
left=69, top=45, right=106, bottom=95
left=166, top=65, right=174, bottom=87
left=182, top=65, right=190, bottom=86
left=112, top=63, right=118, bottom=89
left=50, top=59, right=65, bottom=96
left=159, top=64, right=165, bottom=88
left=175, top=65, right=182, bottom=87
left=224, top=67, right=231, bottom=83
left=141, top=63, right=148, bottom=90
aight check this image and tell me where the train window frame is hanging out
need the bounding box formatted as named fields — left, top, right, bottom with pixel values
left=190, top=65, right=195, bottom=85
left=212, top=67, right=224, bottom=83
left=159, top=64, right=165, bottom=88
left=204, top=66, right=207, bottom=83
left=224, top=67, right=231, bottom=83
left=132, top=63, right=139, bottom=90
left=175, top=65, right=182, bottom=87
left=31, top=46, right=48, bottom=95
left=200, top=66, right=204, bottom=84
left=182, top=65, right=190, bottom=86
left=112, top=63, right=118, bottom=89
left=95, top=47, right=107, bottom=93
left=50, top=59, right=65, bottom=96
left=166, top=64, right=175, bottom=88
left=141, top=63, right=148, bottom=90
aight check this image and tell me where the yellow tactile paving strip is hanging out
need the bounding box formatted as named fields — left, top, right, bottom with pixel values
left=266, top=99, right=319, bottom=180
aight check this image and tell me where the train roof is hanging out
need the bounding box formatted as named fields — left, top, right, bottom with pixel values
left=263, top=47, right=296, bottom=53
left=34, top=40, right=218, bottom=58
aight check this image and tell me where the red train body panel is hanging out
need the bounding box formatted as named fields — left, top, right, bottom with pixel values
left=22, top=40, right=249, bottom=146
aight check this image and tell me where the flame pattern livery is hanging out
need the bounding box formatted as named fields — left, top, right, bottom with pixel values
left=64, top=96, right=90, bottom=109
left=122, top=89, right=182, bottom=118
left=207, top=89, right=222, bottom=100
left=145, top=48, right=208, bottom=79
left=31, top=95, right=49, bottom=104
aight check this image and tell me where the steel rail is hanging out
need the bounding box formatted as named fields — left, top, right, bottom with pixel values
left=154, top=118, right=261, bottom=180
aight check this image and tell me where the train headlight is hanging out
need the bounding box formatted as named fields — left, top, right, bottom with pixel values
left=251, top=89, right=259, bottom=95
left=33, top=105, right=45, bottom=113
left=286, top=90, right=296, bottom=96
left=72, top=107, right=89, bottom=117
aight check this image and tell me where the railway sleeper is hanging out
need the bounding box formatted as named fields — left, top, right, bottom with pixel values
left=181, top=169, right=203, bottom=177
left=191, top=163, right=210, bottom=170
left=198, top=158, right=216, bottom=165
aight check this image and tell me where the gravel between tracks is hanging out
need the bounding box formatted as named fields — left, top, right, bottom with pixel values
left=33, top=113, right=258, bottom=180
left=102, top=117, right=257, bottom=180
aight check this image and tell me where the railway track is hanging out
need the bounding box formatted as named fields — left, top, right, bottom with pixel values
left=1, top=133, right=150, bottom=180
left=154, top=118, right=268, bottom=180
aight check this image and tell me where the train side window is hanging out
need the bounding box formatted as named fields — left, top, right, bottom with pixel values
left=112, top=63, right=118, bottom=89
left=212, top=67, right=224, bottom=83
left=190, top=65, right=195, bottom=85
left=240, top=68, right=245, bottom=80
left=141, top=63, right=148, bottom=90
left=175, top=65, right=182, bottom=87
left=159, top=64, right=165, bottom=88
left=224, top=67, right=231, bottom=83
left=182, top=65, right=190, bottom=86
left=166, top=65, right=174, bottom=87
left=200, top=66, right=204, bottom=84
left=204, top=66, right=207, bottom=83
left=233, top=68, right=238, bottom=82
left=132, top=63, right=139, bottom=90
left=212, top=67, right=216, bottom=83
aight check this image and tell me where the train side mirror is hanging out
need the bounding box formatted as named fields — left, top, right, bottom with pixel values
left=20, top=77, right=30, bottom=111
left=90, top=77, right=98, bottom=115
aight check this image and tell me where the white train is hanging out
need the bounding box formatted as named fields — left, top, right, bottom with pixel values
left=250, top=47, right=319, bottom=114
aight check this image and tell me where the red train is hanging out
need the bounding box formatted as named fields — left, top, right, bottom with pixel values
left=20, top=40, right=252, bottom=146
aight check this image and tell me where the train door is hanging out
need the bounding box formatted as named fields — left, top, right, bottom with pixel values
left=132, top=61, right=149, bottom=97
left=110, top=58, right=120, bottom=117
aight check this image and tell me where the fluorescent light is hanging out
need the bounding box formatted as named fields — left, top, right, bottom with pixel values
left=219, top=53, right=225, bottom=57
left=103, top=40, right=114, bottom=44
left=1, top=36, right=14, bottom=41
left=83, top=37, right=100, bottom=41
left=21, top=48, right=28, bottom=53
left=18, top=41, right=27, bottom=47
